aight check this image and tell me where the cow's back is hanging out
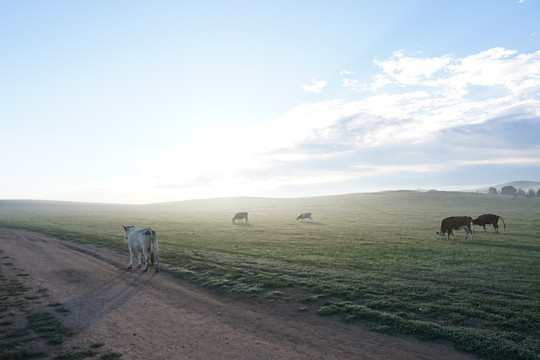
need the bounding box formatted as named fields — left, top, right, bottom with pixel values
left=233, top=212, right=248, bottom=222
left=474, top=214, right=498, bottom=224
left=128, top=228, right=151, bottom=251
left=438, top=216, right=473, bottom=240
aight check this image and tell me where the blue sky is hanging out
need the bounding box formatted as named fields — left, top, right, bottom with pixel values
left=1, top=1, right=539, bottom=204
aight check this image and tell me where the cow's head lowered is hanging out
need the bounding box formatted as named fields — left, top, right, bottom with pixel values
left=437, top=216, right=473, bottom=240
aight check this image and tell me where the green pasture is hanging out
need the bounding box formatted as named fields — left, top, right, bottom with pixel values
left=1, top=191, right=539, bottom=360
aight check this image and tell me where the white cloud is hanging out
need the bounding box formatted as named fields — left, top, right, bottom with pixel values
left=373, top=50, right=453, bottom=87
left=341, top=77, right=367, bottom=93
left=302, top=77, right=328, bottom=93
left=371, top=48, right=540, bottom=99
left=55, top=47, right=540, bottom=203
left=461, top=157, right=540, bottom=165
left=150, top=48, right=540, bottom=198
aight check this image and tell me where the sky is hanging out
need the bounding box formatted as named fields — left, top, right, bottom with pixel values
left=1, top=0, right=540, bottom=204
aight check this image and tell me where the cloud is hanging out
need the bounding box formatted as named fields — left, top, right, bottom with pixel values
left=302, top=76, right=328, bottom=93
left=372, top=47, right=540, bottom=98
left=341, top=78, right=366, bottom=93
left=372, top=49, right=453, bottom=88
left=60, top=47, right=540, bottom=202
left=152, top=48, right=540, bottom=197
left=279, top=48, right=540, bottom=184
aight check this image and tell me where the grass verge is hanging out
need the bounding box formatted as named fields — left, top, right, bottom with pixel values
left=318, top=302, right=540, bottom=360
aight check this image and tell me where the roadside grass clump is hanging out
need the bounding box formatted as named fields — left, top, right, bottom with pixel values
left=0, top=343, right=45, bottom=360
left=301, top=294, right=327, bottom=303
left=99, top=352, right=122, bottom=360
left=264, top=291, right=284, bottom=301
left=2, top=278, right=28, bottom=297
left=52, top=348, right=98, bottom=360
left=1, top=191, right=539, bottom=359
left=47, top=303, right=71, bottom=314
left=50, top=345, right=121, bottom=360
left=26, top=311, right=72, bottom=344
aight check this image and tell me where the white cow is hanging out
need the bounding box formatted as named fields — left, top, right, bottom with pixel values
left=296, top=212, right=312, bottom=222
left=123, top=226, right=160, bottom=272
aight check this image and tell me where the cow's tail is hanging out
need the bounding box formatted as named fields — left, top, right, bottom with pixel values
left=500, top=216, right=506, bottom=230
left=150, top=230, right=159, bottom=271
left=150, top=230, right=156, bottom=265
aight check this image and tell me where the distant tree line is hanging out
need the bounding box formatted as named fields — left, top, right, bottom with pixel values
left=488, top=186, right=540, bottom=197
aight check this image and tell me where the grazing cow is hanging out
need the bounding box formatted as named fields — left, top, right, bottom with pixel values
left=473, top=214, right=506, bottom=233
left=232, top=212, right=248, bottom=224
left=437, top=216, right=473, bottom=240
left=296, top=212, right=312, bottom=222
left=123, top=226, right=160, bottom=272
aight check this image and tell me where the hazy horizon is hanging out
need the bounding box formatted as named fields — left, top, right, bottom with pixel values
left=2, top=180, right=539, bottom=206
left=2, top=1, right=540, bottom=204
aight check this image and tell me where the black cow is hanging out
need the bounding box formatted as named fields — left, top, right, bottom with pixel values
left=473, top=214, right=506, bottom=233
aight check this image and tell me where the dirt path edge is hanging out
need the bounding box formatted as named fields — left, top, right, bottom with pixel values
left=0, top=228, right=477, bottom=359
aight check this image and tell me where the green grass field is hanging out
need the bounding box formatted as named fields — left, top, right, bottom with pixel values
left=1, top=191, right=539, bottom=360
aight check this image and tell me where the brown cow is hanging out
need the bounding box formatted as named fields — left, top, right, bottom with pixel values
left=437, top=216, right=473, bottom=240
left=473, top=214, right=506, bottom=233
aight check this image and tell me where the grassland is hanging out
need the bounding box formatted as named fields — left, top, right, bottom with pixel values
left=1, top=191, right=539, bottom=359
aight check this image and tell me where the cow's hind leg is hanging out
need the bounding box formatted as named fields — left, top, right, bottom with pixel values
left=142, top=250, right=149, bottom=272
left=143, top=257, right=149, bottom=271
left=128, top=247, right=134, bottom=269
left=136, top=252, right=142, bottom=268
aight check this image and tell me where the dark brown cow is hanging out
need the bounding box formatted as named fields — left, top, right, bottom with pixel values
left=232, top=212, right=248, bottom=224
left=473, top=214, right=506, bottom=233
left=437, top=216, right=473, bottom=240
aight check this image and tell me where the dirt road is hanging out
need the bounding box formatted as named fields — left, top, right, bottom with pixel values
left=0, top=228, right=477, bottom=359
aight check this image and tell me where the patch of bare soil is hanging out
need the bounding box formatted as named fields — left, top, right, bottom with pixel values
left=0, top=228, right=478, bottom=359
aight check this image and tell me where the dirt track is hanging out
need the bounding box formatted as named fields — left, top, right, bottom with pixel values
left=0, top=228, right=477, bottom=359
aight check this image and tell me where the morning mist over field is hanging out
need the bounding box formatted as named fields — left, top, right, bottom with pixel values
left=1, top=1, right=539, bottom=204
